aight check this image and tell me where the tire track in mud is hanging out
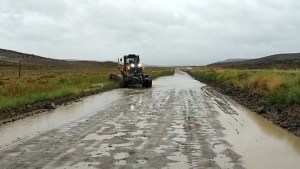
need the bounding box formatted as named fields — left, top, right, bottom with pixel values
left=0, top=73, right=244, bottom=169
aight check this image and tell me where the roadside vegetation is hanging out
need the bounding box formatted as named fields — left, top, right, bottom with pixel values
left=187, top=68, right=300, bottom=106
left=0, top=66, right=174, bottom=111
left=148, top=67, right=174, bottom=79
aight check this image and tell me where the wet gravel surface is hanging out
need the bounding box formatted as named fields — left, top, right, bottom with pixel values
left=1, top=71, right=300, bottom=169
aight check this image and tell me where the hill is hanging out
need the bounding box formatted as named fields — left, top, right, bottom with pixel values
left=0, top=48, right=117, bottom=68
left=213, top=59, right=249, bottom=64
left=209, top=53, right=300, bottom=69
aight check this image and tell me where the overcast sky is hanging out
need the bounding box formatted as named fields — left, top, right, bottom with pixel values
left=0, top=0, right=299, bottom=65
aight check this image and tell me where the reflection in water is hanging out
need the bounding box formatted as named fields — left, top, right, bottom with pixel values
left=244, top=107, right=300, bottom=155
left=212, top=91, right=300, bottom=169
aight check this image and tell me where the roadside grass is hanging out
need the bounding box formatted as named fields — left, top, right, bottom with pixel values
left=187, top=68, right=300, bottom=105
left=148, top=67, right=175, bottom=79
left=0, top=66, right=174, bottom=111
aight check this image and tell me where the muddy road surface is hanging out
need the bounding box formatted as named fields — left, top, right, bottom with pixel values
left=1, top=71, right=300, bottom=169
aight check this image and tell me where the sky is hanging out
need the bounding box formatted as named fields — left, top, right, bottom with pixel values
left=0, top=0, right=300, bottom=65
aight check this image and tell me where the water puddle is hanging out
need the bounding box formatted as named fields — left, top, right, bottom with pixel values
left=114, top=152, right=130, bottom=160
left=136, top=159, right=147, bottom=164
left=0, top=90, right=122, bottom=148
left=154, top=145, right=171, bottom=154
left=136, top=121, right=148, bottom=128
left=83, top=132, right=126, bottom=142
left=131, top=130, right=143, bottom=136
left=114, top=160, right=127, bottom=166
left=55, top=162, right=100, bottom=169
left=164, top=152, right=189, bottom=169
left=208, top=88, right=300, bottom=169
left=89, top=143, right=116, bottom=157
left=213, top=143, right=234, bottom=168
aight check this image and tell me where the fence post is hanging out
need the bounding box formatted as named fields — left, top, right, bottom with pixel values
left=19, top=60, right=22, bottom=78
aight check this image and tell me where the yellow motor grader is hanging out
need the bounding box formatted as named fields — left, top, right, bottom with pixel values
left=109, top=54, right=152, bottom=88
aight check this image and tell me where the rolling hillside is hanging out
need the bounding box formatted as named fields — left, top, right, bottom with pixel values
left=209, top=53, right=300, bottom=69
left=213, top=59, right=249, bottom=64
left=0, top=48, right=117, bottom=67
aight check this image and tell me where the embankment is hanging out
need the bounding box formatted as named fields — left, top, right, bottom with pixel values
left=186, top=68, right=300, bottom=137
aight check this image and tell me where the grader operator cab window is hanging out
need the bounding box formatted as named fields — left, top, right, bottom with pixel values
left=126, top=58, right=136, bottom=64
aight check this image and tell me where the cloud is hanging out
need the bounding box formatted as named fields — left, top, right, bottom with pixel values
left=0, top=0, right=299, bottom=65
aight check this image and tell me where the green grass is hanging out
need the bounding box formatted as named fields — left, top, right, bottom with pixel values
left=187, top=68, right=300, bottom=105
left=0, top=66, right=174, bottom=111
left=149, top=67, right=175, bottom=79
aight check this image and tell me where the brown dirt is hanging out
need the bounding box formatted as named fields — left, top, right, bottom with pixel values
left=201, top=81, right=300, bottom=137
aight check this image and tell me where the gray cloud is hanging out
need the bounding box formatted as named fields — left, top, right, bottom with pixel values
left=0, top=0, right=300, bottom=65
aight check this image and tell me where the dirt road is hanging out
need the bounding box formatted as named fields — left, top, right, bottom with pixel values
left=1, top=71, right=300, bottom=169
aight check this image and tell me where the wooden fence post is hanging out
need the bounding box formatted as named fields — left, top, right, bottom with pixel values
left=19, top=60, right=22, bottom=78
